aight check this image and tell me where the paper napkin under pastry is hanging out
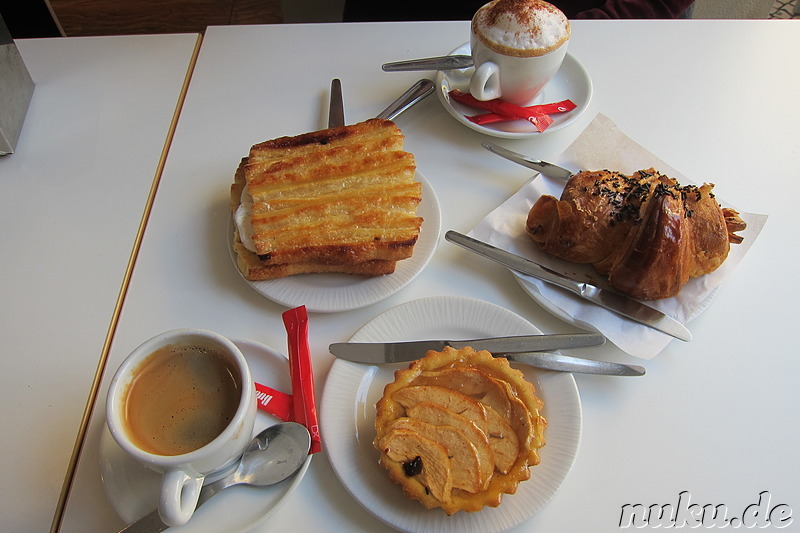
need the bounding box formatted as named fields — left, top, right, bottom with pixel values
left=469, top=113, right=768, bottom=359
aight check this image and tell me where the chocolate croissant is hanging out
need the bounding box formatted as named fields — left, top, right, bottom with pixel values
left=526, top=169, right=746, bottom=300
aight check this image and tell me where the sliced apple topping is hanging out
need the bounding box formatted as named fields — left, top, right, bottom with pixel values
left=374, top=346, right=546, bottom=515
left=378, top=428, right=453, bottom=503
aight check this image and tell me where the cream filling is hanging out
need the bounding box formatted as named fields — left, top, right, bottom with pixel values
left=234, top=186, right=257, bottom=253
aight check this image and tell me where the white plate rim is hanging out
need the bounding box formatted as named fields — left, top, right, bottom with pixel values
left=228, top=170, right=441, bottom=313
left=320, top=295, right=582, bottom=533
left=99, top=338, right=312, bottom=532
left=435, top=42, right=593, bottom=139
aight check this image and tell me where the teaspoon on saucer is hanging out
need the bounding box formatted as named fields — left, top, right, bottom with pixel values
left=382, top=55, right=474, bottom=72
left=118, top=422, right=311, bottom=533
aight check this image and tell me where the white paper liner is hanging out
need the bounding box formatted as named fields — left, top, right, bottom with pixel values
left=469, top=113, right=768, bottom=359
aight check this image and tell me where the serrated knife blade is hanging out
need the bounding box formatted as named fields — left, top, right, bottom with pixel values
left=445, top=230, right=692, bottom=342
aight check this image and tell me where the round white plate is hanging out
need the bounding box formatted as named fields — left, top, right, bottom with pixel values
left=320, top=296, right=582, bottom=533
left=99, top=339, right=312, bottom=532
left=436, top=43, right=592, bottom=139
left=229, top=171, right=441, bottom=313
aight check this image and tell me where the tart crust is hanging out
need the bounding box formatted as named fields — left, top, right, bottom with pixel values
left=374, top=346, right=546, bottom=514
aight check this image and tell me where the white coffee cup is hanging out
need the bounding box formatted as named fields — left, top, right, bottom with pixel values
left=106, top=329, right=256, bottom=527
left=469, top=0, right=570, bottom=106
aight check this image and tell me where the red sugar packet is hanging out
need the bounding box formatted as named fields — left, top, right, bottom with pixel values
left=254, top=382, right=293, bottom=422
left=449, top=89, right=575, bottom=132
left=283, top=305, right=321, bottom=454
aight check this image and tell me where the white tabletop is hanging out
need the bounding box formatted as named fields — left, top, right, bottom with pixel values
left=0, top=33, right=200, bottom=532
left=59, top=20, right=800, bottom=532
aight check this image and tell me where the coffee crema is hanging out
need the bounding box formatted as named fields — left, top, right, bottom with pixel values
left=122, top=344, right=242, bottom=456
left=472, top=0, right=570, bottom=57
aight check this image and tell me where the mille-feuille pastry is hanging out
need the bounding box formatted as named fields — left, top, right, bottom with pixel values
left=230, top=118, right=423, bottom=280
left=374, top=346, right=546, bottom=515
left=526, top=168, right=747, bottom=300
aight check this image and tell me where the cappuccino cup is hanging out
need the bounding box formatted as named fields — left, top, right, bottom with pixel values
left=106, top=329, right=256, bottom=527
left=470, top=0, right=570, bottom=106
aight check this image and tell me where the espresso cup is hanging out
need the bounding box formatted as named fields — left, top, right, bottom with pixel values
left=106, top=329, right=256, bottom=527
left=469, top=0, right=570, bottom=106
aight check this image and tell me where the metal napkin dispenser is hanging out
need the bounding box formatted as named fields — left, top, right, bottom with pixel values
left=0, top=15, right=35, bottom=155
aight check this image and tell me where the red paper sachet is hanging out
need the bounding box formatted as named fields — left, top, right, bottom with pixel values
left=467, top=99, right=577, bottom=125
left=254, top=382, right=294, bottom=422
left=283, top=305, right=321, bottom=454
left=448, top=89, right=576, bottom=132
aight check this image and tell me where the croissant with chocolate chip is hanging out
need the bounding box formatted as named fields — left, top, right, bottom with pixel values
left=525, top=168, right=746, bottom=300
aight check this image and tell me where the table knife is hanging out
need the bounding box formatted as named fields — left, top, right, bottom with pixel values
left=505, top=351, right=644, bottom=376
left=382, top=55, right=474, bottom=72
left=445, top=230, right=692, bottom=342
left=482, top=142, right=573, bottom=180
left=330, top=338, right=645, bottom=376
left=330, top=331, right=605, bottom=364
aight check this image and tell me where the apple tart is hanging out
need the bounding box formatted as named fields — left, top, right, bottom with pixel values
left=374, top=346, right=546, bottom=514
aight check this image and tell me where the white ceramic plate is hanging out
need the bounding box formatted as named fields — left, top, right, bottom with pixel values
left=320, top=296, right=582, bottom=533
left=99, top=339, right=312, bottom=532
left=228, top=171, right=441, bottom=313
left=436, top=43, right=592, bottom=139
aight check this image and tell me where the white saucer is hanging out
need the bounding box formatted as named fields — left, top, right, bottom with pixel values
left=321, top=296, right=582, bottom=533
left=436, top=43, right=592, bottom=138
left=99, top=338, right=312, bottom=532
left=228, top=171, right=441, bottom=313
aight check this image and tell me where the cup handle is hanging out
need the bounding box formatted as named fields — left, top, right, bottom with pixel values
left=469, top=61, right=501, bottom=101
left=159, top=469, right=204, bottom=527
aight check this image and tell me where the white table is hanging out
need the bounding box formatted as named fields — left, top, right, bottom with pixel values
left=0, top=34, right=200, bottom=532
left=58, top=20, right=800, bottom=532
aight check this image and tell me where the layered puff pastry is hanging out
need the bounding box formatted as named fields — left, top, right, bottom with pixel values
left=526, top=168, right=746, bottom=300
left=230, top=119, right=423, bottom=280
left=374, top=346, right=546, bottom=515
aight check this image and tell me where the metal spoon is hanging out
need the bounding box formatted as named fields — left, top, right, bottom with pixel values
left=119, top=422, right=312, bottom=533
left=327, top=78, right=434, bottom=127
left=481, top=141, right=574, bottom=180
left=382, top=55, right=474, bottom=72
left=375, top=78, right=435, bottom=120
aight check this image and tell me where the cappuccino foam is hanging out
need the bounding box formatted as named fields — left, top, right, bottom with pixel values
left=473, top=0, right=570, bottom=57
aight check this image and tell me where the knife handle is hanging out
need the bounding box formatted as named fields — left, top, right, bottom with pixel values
left=451, top=332, right=605, bottom=353
left=445, top=230, right=584, bottom=294
left=504, top=352, right=646, bottom=376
